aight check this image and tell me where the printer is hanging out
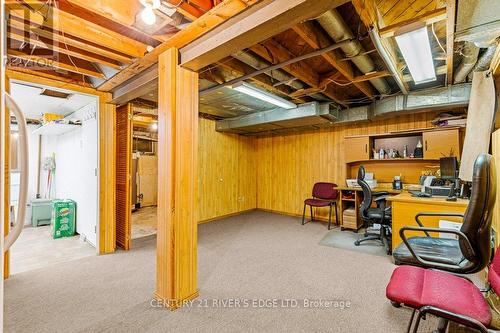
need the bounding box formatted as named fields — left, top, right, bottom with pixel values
left=346, top=172, right=378, bottom=189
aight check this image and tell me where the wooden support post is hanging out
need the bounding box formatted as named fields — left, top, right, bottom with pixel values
left=156, top=47, right=198, bottom=309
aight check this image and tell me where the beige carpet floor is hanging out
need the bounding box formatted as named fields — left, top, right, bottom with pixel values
left=4, top=211, right=438, bottom=332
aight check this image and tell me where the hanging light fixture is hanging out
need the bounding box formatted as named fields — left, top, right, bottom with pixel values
left=139, top=0, right=161, bottom=25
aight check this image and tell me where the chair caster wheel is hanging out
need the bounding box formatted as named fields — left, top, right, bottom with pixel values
left=354, top=241, right=360, bottom=246
left=390, top=301, right=401, bottom=308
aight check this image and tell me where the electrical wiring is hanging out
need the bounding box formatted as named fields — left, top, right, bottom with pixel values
left=163, top=0, right=184, bottom=9
left=431, top=22, right=446, bottom=55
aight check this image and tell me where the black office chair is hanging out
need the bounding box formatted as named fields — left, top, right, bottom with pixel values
left=354, top=166, right=393, bottom=255
left=393, top=154, right=496, bottom=274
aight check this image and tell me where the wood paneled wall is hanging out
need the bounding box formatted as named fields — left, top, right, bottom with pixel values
left=255, top=112, right=441, bottom=219
left=198, top=117, right=257, bottom=222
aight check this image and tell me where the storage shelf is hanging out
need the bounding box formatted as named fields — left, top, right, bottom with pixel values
left=33, top=122, right=80, bottom=136
left=347, top=158, right=439, bottom=164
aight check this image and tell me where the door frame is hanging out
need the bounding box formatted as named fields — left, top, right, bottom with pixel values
left=4, top=70, right=116, bottom=269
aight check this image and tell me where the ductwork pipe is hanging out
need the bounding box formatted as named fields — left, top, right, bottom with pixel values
left=232, top=51, right=329, bottom=101
left=232, top=51, right=306, bottom=91
left=317, top=9, right=391, bottom=95
left=453, top=42, right=480, bottom=83
left=467, top=42, right=498, bottom=81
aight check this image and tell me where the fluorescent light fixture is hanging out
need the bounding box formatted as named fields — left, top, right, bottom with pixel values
left=395, top=25, right=436, bottom=85
left=231, top=82, right=297, bottom=109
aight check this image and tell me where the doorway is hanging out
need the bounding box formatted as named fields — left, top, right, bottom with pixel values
left=115, top=102, right=158, bottom=250
left=8, top=80, right=99, bottom=274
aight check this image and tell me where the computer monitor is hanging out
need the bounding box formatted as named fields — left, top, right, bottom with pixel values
left=440, top=157, right=458, bottom=180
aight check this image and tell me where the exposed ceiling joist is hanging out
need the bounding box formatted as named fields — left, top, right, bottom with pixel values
left=8, top=49, right=105, bottom=79
left=6, top=66, right=92, bottom=87
left=7, top=29, right=123, bottom=70
left=58, top=0, right=163, bottom=46
left=8, top=0, right=148, bottom=58
left=178, top=0, right=350, bottom=71
left=446, top=0, right=457, bottom=85
left=292, top=21, right=375, bottom=99
left=8, top=18, right=135, bottom=65
left=351, top=0, right=410, bottom=94
left=250, top=39, right=348, bottom=106
left=214, top=58, right=306, bottom=103
left=97, top=0, right=262, bottom=92
left=379, top=7, right=447, bottom=39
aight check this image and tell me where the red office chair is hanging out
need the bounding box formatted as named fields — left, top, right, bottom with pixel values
left=302, top=182, right=339, bottom=230
left=386, top=247, right=500, bottom=333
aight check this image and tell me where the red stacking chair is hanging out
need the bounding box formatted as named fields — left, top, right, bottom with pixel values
left=386, top=246, right=500, bottom=333
left=302, top=182, right=339, bottom=230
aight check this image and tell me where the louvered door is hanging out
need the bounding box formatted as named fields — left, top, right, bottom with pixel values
left=115, top=104, right=132, bottom=250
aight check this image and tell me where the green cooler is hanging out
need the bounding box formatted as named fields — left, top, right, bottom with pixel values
left=51, top=199, right=76, bottom=239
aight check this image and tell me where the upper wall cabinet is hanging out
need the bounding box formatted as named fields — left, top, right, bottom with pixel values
left=423, top=129, right=461, bottom=160
left=344, top=137, right=371, bottom=163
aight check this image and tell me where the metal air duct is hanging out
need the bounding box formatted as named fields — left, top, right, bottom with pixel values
left=317, top=9, right=391, bottom=95
left=454, top=42, right=480, bottom=83
left=467, top=42, right=498, bottom=81
left=232, top=51, right=330, bottom=102
left=216, top=84, right=471, bottom=135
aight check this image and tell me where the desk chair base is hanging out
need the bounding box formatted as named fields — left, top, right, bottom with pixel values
left=354, top=225, right=392, bottom=255
left=301, top=201, right=338, bottom=230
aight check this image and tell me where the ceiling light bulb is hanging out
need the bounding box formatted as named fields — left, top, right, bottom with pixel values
left=141, top=6, right=156, bottom=25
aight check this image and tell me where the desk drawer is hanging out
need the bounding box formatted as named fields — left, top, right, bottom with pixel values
left=342, top=214, right=361, bottom=230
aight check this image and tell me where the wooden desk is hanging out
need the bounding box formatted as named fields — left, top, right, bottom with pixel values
left=387, top=193, right=469, bottom=250
left=337, top=186, right=402, bottom=230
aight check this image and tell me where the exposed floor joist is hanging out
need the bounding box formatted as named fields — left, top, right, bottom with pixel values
left=8, top=49, right=105, bottom=79
left=250, top=39, right=348, bottom=106
left=446, top=0, right=456, bottom=85
left=97, top=0, right=262, bottom=92
left=8, top=0, right=147, bottom=58
left=8, top=17, right=135, bottom=65
left=7, top=29, right=123, bottom=70
left=378, top=7, right=447, bottom=38
left=292, top=21, right=375, bottom=99
left=179, top=0, right=350, bottom=71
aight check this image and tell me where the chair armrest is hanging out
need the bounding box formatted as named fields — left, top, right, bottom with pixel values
left=414, top=212, right=464, bottom=237
left=418, top=306, right=489, bottom=333
left=374, top=195, right=390, bottom=202
left=373, top=191, right=390, bottom=196
left=399, top=226, right=475, bottom=271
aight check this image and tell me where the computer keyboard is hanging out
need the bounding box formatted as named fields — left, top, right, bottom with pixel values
left=409, top=190, right=432, bottom=198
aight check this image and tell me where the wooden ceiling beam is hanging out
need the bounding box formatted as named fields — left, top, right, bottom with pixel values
left=379, top=7, right=447, bottom=39
left=446, top=0, right=456, bottom=85
left=58, top=0, right=162, bottom=46
left=98, top=0, right=262, bottom=92
left=8, top=17, right=134, bottom=65
left=292, top=22, right=375, bottom=99
left=7, top=0, right=148, bottom=58
left=179, top=0, right=350, bottom=71
left=8, top=29, right=123, bottom=70
left=165, top=0, right=206, bottom=21
left=250, top=39, right=348, bottom=106
left=8, top=49, right=105, bottom=79
left=6, top=66, right=93, bottom=87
